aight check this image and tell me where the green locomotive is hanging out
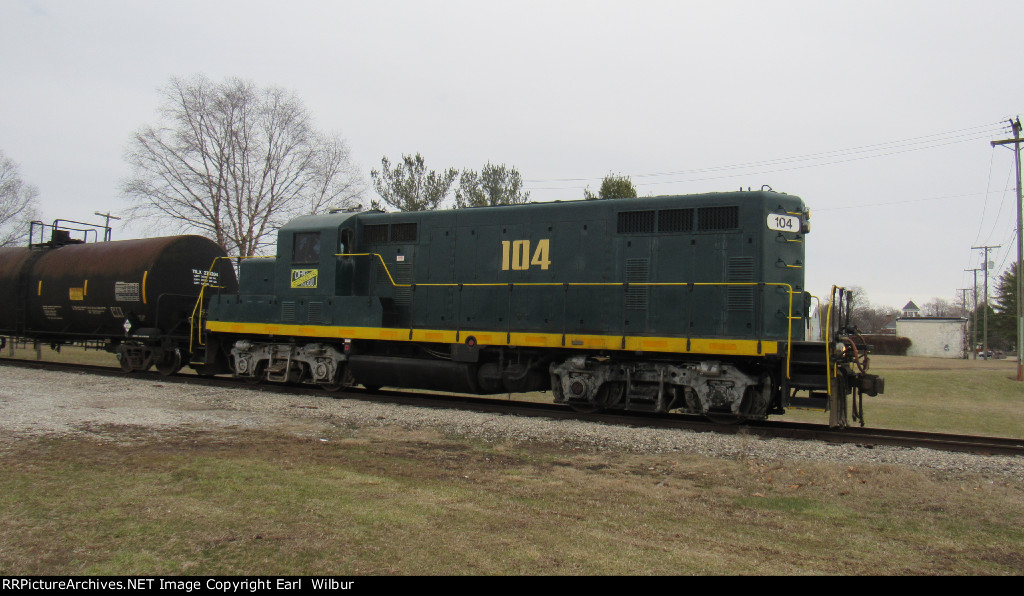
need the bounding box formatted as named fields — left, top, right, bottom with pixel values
left=196, top=190, right=882, bottom=427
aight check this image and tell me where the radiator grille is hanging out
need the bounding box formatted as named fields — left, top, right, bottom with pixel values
left=617, top=210, right=655, bottom=234
left=657, top=208, right=694, bottom=232
left=364, top=224, right=388, bottom=244
left=697, top=206, right=739, bottom=231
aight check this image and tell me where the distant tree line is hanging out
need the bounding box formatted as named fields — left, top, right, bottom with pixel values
left=370, top=157, right=643, bottom=212
left=369, top=154, right=531, bottom=212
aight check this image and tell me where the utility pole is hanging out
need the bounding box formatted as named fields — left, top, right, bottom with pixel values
left=991, top=117, right=1023, bottom=381
left=965, top=268, right=981, bottom=359
left=972, top=245, right=1001, bottom=360
left=93, top=211, right=121, bottom=242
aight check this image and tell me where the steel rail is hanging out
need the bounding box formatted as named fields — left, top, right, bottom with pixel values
left=2, top=358, right=1021, bottom=458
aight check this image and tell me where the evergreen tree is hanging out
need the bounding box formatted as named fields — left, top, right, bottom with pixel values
left=991, top=262, right=1019, bottom=349
left=455, top=162, right=530, bottom=208
left=584, top=173, right=638, bottom=200
left=370, top=153, right=458, bottom=211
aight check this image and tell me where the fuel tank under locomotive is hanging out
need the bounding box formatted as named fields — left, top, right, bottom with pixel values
left=0, top=235, right=237, bottom=342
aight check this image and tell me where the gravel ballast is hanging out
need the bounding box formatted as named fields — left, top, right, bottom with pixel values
left=1, top=366, right=1022, bottom=479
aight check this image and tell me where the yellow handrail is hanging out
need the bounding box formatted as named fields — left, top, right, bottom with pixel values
left=189, top=256, right=259, bottom=353
left=339, top=252, right=797, bottom=378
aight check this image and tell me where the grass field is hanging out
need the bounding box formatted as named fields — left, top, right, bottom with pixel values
left=2, top=426, right=1022, bottom=575
left=1, top=346, right=1022, bottom=575
left=773, top=355, right=1024, bottom=438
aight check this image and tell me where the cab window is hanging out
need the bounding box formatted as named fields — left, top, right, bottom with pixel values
left=293, top=232, right=321, bottom=263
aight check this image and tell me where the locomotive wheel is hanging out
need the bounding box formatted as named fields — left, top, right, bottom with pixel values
left=568, top=382, right=624, bottom=414
left=192, top=361, right=221, bottom=378
left=706, top=387, right=756, bottom=424
left=320, top=366, right=354, bottom=393
left=156, top=349, right=183, bottom=377
left=706, top=411, right=745, bottom=425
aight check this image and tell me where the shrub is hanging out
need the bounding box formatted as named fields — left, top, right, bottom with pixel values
left=862, top=334, right=912, bottom=356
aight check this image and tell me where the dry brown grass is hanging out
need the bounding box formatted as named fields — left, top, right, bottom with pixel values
left=871, top=354, right=1019, bottom=372
left=3, top=344, right=1023, bottom=575
left=1, top=426, right=1022, bottom=575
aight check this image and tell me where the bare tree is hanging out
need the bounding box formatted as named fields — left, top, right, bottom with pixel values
left=122, top=75, right=365, bottom=256
left=0, top=150, right=41, bottom=247
left=922, top=297, right=956, bottom=317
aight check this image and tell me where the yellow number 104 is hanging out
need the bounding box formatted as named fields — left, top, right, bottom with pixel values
left=501, top=239, right=551, bottom=271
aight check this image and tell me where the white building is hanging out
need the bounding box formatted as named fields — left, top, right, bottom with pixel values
left=896, top=316, right=969, bottom=358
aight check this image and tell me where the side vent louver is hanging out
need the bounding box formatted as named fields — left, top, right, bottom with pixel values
left=393, top=263, right=414, bottom=306
left=625, top=258, right=650, bottom=310
left=727, top=257, right=754, bottom=311
left=308, top=301, right=323, bottom=324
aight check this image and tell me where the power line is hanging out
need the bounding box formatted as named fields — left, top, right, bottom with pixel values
left=814, top=187, right=1016, bottom=212
left=973, top=148, right=998, bottom=246
left=524, top=121, right=1007, bottom=188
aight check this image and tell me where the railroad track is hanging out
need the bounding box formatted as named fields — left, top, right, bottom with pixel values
left=3, top=357, right=1023, bottom=458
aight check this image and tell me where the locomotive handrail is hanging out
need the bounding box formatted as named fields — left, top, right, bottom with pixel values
left=188, top=255, right=288, bottom=355
left=189, top=256, right=235, bottom=354
left=337, top=252, right=797, bottom=378
left=823, top=285, right=845, bottom=399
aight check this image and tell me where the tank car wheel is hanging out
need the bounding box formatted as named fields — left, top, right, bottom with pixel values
left=116, top=346, right=153, bottom=373
left=156, top=349, right=184, bottom=377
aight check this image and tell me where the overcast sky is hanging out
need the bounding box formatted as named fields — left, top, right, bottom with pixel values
left=2, top=0, right=1023, bottom=309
